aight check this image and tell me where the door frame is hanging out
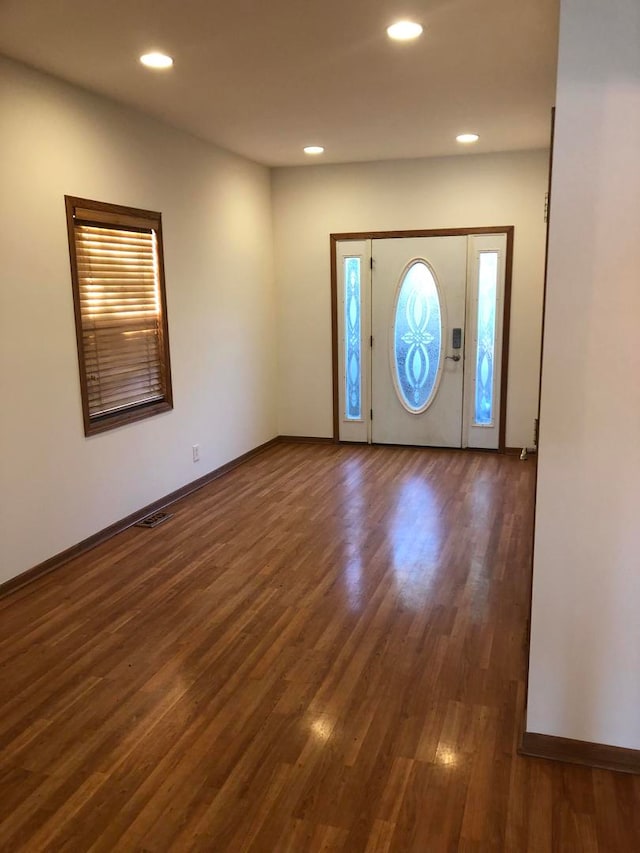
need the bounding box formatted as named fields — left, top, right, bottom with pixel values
left=330, top=226, right=515, bottom=451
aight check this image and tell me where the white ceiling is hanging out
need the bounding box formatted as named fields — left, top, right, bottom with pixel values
left=0, top=0, right=560, bottom=167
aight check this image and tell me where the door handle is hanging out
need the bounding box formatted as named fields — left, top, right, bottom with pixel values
left=446, top=354, right=461, bottom=362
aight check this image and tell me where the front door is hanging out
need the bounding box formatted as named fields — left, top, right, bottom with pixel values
left=371, top=236, right=467, bottom=447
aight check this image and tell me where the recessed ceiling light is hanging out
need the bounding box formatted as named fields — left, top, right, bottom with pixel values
left=304, top=146, right=325, bottom=155
left=140, top=52, right=174, bottom=70
left=387, top=21, right=423, bottom=41
left=456, top=133, right=480, bottom=144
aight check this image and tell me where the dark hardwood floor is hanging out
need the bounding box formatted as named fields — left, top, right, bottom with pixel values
left=0, top=443, right=638, bottom=851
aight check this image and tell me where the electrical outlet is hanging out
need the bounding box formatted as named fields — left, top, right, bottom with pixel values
left=192, top=444, right=200, bottom=463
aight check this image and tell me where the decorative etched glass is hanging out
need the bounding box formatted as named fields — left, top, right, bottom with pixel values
left=344, top=257, right=361, bottom=420
left=474, top=252, right=498, bottom=425
left=393, top=261, right=442, bottom=412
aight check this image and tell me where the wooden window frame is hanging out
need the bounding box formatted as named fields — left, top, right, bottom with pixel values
left=65, top=196, right=173, bottom=436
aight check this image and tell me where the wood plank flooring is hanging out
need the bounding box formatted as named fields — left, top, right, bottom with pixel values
left=0, top=443, right=638, bottom=852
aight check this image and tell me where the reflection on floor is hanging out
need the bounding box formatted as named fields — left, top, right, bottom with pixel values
left=0, top=442, right=638, bottom=851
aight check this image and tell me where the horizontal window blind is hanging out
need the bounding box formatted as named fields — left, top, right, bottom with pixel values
left=66, top=196, right=172, bottom=435
left=75, top=223, right=165, bottom=418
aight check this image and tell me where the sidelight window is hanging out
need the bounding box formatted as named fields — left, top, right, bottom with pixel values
left=474, top=251, right=498, bottom=426
left=344, top=257, right=362, bottom=420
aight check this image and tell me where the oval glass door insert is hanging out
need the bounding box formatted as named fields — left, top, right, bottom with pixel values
left=392, top=260, right=443, bottom=413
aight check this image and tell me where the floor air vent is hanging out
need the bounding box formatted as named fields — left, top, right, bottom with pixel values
left=135, top=511, right=173, bottom=529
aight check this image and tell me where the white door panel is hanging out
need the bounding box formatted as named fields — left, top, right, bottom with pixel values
left=371, top=236, right=467, bottom=447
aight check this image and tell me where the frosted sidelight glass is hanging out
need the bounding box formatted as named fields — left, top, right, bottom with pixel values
left=344, top=257, right=362, bottom=420
left=475, top=252, right=498, bottom=425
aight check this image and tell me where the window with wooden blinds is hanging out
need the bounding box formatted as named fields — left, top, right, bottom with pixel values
left=65, top=196, right=173, bottom=435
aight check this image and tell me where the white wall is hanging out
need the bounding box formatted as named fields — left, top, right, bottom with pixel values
left=0, top=57, right=277, bottom=585
left=527, top=0, right=640, bottom=749
left=272, top=150, right=549, bottom=446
